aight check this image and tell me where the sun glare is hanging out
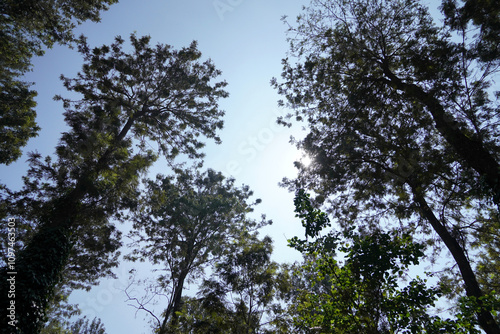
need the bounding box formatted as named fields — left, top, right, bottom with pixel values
left=295, top=150, right=313, bottom=168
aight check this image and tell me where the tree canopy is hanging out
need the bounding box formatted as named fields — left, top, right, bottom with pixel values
left=0, top=33, right=228, bottom=333
left=0, top=0, right=118, bottom=164
left=288, top=190, right=485, bottom=333
left=2, top=0, right=500, bottom=332
left=273, top=0, right=500, bottom=332
left=125, top=168, right=271, bottom=333
left=175, top=231, right=291, bottom=333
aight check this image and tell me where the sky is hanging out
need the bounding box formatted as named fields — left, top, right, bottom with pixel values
left=0, top=0, right=313, bottom=333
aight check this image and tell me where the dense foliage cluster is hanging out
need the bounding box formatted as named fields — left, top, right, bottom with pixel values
left=0, top=0, right=118, bottom=165
left=273, top=0, right=500, bottom=332
left=0, top=31, right=228, bottom=333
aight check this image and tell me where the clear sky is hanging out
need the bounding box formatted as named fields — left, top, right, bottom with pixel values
left=0, top=0, right=312, bottom=332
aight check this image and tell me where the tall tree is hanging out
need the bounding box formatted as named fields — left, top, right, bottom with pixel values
left=175, top=231, right=292, bottom=333
left=125, top=168, right=271, bottom=334
left=0, top=0, right=118, bottom=164
left=273, top=0, right=500, bottom=332
left=0, top=34, right=228, bottom=333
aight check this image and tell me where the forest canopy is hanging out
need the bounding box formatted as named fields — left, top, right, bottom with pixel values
left=273, top=0, right=500, bottom=332
left=1, top=0, right=500, bottom=333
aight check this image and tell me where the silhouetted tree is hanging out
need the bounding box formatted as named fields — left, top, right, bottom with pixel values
left=273, top=0, right=500, bottom=332
left=0, top=0, right=118, bottom=164
left=0, top=33, right=227, bottom=333
left=176, top=231, right=291, bottom=333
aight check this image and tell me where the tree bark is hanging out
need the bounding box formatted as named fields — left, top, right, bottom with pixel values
left=0, top=111, right=142, bottom=333
left=158, top=269, right=189, bottom=334
left=381, top=64, right=500, bottom=205
left=410, top=184, right=500, bottom=334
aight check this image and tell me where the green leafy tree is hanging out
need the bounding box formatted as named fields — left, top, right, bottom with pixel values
left=175, top=231, right=292, bottom=333
left=39, top=315, right=107, bottom=334
left=0, top=34, right=227, bottom=333
left=288, top=190, right=481, bottom=333
left=40, top=284, right=80, bottom=334
left=272, top=0, right=500, bottom=332
left=0, top=81, right=39, bottom=164
left=67, top=316, right=106, bottom=334
left=125, top=168, right=270, bottom=334
left=441, top=0, right=500, bottom=62
left=1, top=0, right=118, bottom=47
left=0, top=0, right=118, bottom=164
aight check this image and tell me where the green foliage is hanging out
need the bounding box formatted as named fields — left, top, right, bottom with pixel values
left=0, top=34, right=228, bottom=333
left=57, top=33, right=227, bottom=161
left=40, top=284, right=81, bottom=333
left=0, top=0, right=118, bottom=164
left=40, top=315, right=107, bottom=334
left=288, top=190, right=477, bottom=333
left=175, top=231, right=292, bottom=333
left=40, top=323, right=72, bottom=334
left=472, top=209, right=500, bottom=296
left=441, top=0, right=500, bottom=62
left=1, top=0, right=118, bottom=47
left=126, top=168, right=270, bottom=333
left=273, top=0, right=500, bottom=332
left=67, top=316, right=106, bottom=334
left=0, top=80, right=39, bottom=164
left=294, top=189, right=331, bottom=239
left=289, top=189, right=339, bottom=256
left=274, top=0, right=498, bottom=223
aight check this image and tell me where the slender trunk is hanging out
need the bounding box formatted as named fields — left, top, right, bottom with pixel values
left=381, top=64, right=500, bottom=204
left=410, top=184, right=500, bottom=334
left=158, top=269, right=189, bottom=334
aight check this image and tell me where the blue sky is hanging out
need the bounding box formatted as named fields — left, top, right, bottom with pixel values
left=1, top=1, right=312, bottom=332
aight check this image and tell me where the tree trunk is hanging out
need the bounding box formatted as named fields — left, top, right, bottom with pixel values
left=410, top=184, right=500, bottom=334
left=381, top=64, right=500, bottom=205
left=0, top=195, right=79, bottom=334
left=0, top=112, right=142, bottom=333
left=158, top=269, right=189, bottom=334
